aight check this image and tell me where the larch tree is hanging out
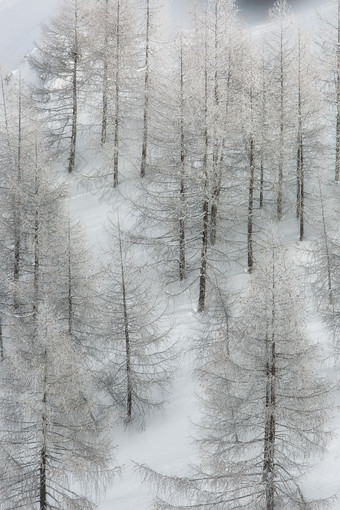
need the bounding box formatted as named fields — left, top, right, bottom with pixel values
left=89, top=0, right=139, bottom=187
left=207, top=0, right=239, bottom=247
left=266, top=0, right=296, bottom=220
left=294, top=27, right=323, bottom=242
left=142, top=239, right=331, bottom=510
left=99, top=222, right=175, bottom=427
left=50, top=216, right=104, bottom=355
left=239, top=39, right=261, bottom=273
left=140, top=0, right=151, bottom=178
left=0, top=300, right=114, bottom=510
left=336, top=0, right=340, bottom=181
left=134, top=32, right=193, bottom=283
left=138, top=0, right=170, bottom=179
left=316, top=0, right=340, bottom=182
left=30, top=0, right=91, bottom=173
left=0, top=99, right=116, bottom=509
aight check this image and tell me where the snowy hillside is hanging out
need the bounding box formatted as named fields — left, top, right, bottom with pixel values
left=1, top=0, right=340, bottom=509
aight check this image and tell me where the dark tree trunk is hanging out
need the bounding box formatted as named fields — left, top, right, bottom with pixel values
left=179, top=38, right=186, bottom=281
left=248, top=137, right=255, bottom=273
left=296, top=144, right=301, bottom=219
left=299, top=145, right=304, bottom=242
left=297, top=30, right=304, bottom=241
left=101, top=0, right=109, bottom=145
left=68, top=5, right=78, bottom=173
left=210, top=0, right=220, bottom=246
left=247, top=73, right=255, bottom=273
left=140, top=0, right=150, bottom=179
left=33, top=147, right=39, bottom=325
left=118, top=226, right=132, bottom=422
left=113, top=0, right=120, bottom=188
left=318, top=179, right=334, bottom=307
left=39, top=445, right=47, bottom=510
left=0, top=318, right=4, bottom=361
left=260, top=158, right=264, bottom=209
left=198, top=192, right=209, bottom=313
left=260, top=56, right=266, bottom=210
left=68, top=220, right=73, bottom=338
left=14, top=79, right=22, bottom=309
left=336, top=0, right=340, bottom=181
left=198, top=34, right=209, bottom=314
left=277, top=27, right=284, bottom=220
left=40, top=351, right=48, bottom=510
left=263, top=256, right=276, bottom=510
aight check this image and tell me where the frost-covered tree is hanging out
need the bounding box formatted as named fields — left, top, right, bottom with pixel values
left=144, top=240, right=331, bottom=509
left=294, top=27, right=323, bottom=241
left=0, top=301, right=113, bottom=510
left=88, top=0, right=139, bottom=186
left=313, top=174, right=340, bottom=349
left=266, top=0, right=296, bottom=219
left=50, top=216, right=104, bottom=355
left=136, top=0, right=246, bottom=308
left=0, top=79, right=66, bottom=350
left=99, top=222, right=174, bottom=426
left=30, top=0, right=91, bottom=172
left=318, top=0, right=340, bottom=181
left=133, top=31, right=202, bottom=285
left=0, top=73, right=27, bottom=310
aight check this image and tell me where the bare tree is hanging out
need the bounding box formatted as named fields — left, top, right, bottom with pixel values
left=99, top=222, right=175, bottom=426
left=30, top=0, right=90, bottom=172
left=267, top=0, right=295, bottom=220
left=141, top=239, right=331, bottom=510
left=0, top=301, right=114, bottom=510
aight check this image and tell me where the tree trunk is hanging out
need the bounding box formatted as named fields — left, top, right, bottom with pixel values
left=101, top=0, right=109, bottom=145
left=248, top=137, right=255, bottom=273
left=14, top=79, right=22, bottom=309
left=198, top=34, right=209, bottom=314
left=68, top=4, right=78, bottom=173
left=113, top=0, right=120, bottom=188
left=68, top=220, right=73, bottom=338
left=299, top=143, right=304, bottom=242
left=318, top=178, right=334, bottom=308
left=247, top=72, right=255, bottom=273
left=118, top=226, right=132, bottom=422
left=33, top=146, right=40, bottom=325
left=40, top=350, right=48, bottom=510
left=0, top=318, right=4, bottom=361
left=260, top=158, right=264, bottom=209
left=297, top=30, right=304, bottom=241
left=277, top=25, right=284, bottom=220
left=210, top=0, right=220, bottom=246
left=336, top=0, right=340, bottom=181
left=260, top=56, right=266, bottom=210
left=140, top=0, right=150, bottom=179
left=297, top=144, right=301, bottom=219
left=263, top=256, right=276, bottom=510
left=179, top=37, right=186, bottom=281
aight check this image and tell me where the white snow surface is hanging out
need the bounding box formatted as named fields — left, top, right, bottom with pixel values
left=3, top=0, right=340, bottom=508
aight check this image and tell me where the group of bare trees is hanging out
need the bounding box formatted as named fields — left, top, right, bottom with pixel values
left=0, top=0, right=339, bottom=508
left=134, top=0, right=325, bottom=318
left=136, top=0, right=338, bottom=508
left=0, top=42, right=174, bottom=508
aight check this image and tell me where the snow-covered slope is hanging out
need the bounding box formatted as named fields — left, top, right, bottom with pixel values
left=2, top=0, right=340, bottom=508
